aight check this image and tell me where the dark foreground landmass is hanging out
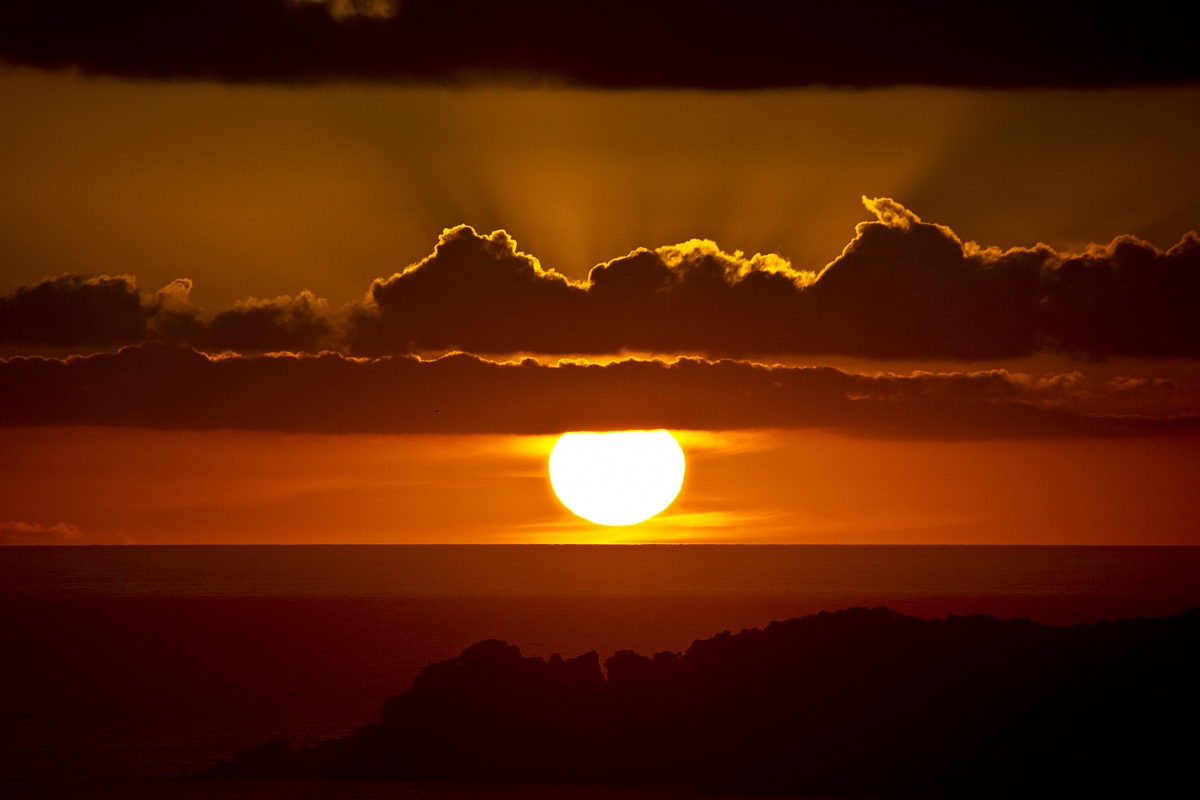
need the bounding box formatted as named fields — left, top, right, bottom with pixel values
left=205, top=606, right=1199, bottom=797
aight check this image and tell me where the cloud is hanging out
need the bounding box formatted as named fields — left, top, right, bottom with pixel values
left=0, top=1, right=1194, bottom=88
left=0, top=274, right=148, bottom=347
left=4, top=201, right=1197, bottom=360
left=581, top=240, right=817, bottom=357
left=1038, top=233, right=1200, bottom=357
left=351, top=226, right=587, bottom=355
left=2, top=344, right=1194, bottom=439
left=1, top=275, right=342, bottom=355
left=295, top=0, right=398, bottom=21
left=348, top=203, right=1198, bottom=360
left=350, top=212, right=1029, bottom=359
left=204, top=291, right=337, bottom=353
left=0, top=519, right=83, bottom=545
left=796, top=200, right=1049, bottom=358
left=351, top=227, right=821, bottom=357
left=1108, top=376, right=1181, bottom=393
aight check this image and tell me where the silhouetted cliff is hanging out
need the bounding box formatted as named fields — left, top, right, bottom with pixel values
left=205, top=607, right=1200, bottom=796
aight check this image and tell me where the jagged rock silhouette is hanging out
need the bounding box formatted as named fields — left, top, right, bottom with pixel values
left=205, top=606, right=1200, bottom=796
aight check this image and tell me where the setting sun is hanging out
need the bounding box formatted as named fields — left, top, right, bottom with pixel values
left=549, top=430, right=686, bottom=526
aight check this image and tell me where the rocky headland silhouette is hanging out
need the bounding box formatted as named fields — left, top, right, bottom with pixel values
left=205, top=606, right=1198, bottom=796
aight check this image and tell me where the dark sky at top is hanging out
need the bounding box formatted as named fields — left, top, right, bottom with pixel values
left=1, top=0, right=1196, bottom=88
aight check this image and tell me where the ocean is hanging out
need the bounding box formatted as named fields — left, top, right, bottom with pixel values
left=2, top=545, right=1198, bottom=798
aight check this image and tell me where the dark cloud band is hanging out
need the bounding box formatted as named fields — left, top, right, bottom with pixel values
left=2, top=344, right=1194, bottom=439
left=1, top=1, right=1195, bottom=88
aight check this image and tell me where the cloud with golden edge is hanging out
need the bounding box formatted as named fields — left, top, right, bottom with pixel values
left=2, top=199, right=1198, bottom=360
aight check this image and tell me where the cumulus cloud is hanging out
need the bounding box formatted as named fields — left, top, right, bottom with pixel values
left=347, top=202, right=1199, bottom=360
left=0, top=274, right=148, bottom=347
left=1038, top=233, right=1200, bottom=357
left=582, top=239, right=817, bottom=356
left=351, top=226, right=587, bottom=355
left=0, top=1, right=1193, bottom=88
left=350, top=226, right=821, bottom=357
left=796, top=199, right=1050, bottom=358
left=349, top=209, right=1028, bottom=359
left=205, top=291, right=337, bottom=353
left=4, top=200, right=1198, bottom=360
left=1, top=275, right=343, bottom=355
left=1, top=344, right=1193, bottom=439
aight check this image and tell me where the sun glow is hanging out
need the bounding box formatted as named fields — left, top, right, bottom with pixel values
left=549, top=430, right=686, bottom=526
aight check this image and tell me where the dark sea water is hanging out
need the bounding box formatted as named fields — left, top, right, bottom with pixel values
left=2, top=545, right=1198, bottom=799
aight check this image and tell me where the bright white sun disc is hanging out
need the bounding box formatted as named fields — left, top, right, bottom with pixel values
left=549, top=430, right=685, bottom=526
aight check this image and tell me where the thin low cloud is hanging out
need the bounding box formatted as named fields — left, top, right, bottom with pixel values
left=2, top=344, right=1195, bottom=439
left=0, top=519, right=83, bottom=545
left=0, top=1, right=1194, bottom=88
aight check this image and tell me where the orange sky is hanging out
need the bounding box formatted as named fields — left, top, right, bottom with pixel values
left=3, top=73, right=1199, bottom=312
left=3, top=426, right=1199, bottom=545
left=2, top=3, right=1198, bottom=546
